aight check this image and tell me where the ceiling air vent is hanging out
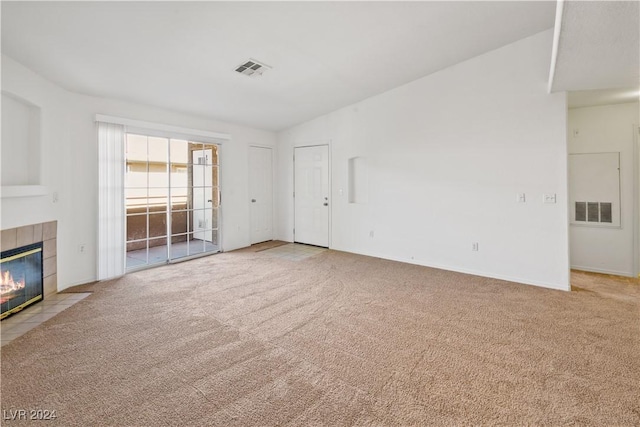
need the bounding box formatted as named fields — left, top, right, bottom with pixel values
left=234, top=59, right=271, bottom=77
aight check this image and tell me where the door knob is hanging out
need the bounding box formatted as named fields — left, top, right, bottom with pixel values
left=251, top=199, right=256, bottom=203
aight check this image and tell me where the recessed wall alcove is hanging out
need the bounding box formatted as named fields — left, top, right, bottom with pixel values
left=348, top=156, right=368, bottom=204
left=1, top=91, right=46, bottom=198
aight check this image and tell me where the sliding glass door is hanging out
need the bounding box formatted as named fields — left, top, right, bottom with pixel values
left=124, top=134, right=220, bottom=270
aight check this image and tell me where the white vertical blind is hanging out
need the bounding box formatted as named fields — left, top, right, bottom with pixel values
left=97, top=122, right=125, bottom=280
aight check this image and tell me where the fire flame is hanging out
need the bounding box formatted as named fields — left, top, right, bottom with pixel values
left=0, top=270, right=25, bottom=295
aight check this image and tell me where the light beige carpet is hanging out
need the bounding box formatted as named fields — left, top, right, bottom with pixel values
left=1, top=248, right=639, bottom=426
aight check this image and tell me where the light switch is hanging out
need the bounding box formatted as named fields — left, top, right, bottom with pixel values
left=517, top=193, right=526, bottom=203
left=543, top=193, right=557, bottom=204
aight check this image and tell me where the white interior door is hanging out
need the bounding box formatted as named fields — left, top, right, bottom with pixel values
left=192, top=149, right=213, bottom=242
left=249, top=146, right=274, bottom=244
left=294, top=145, right=329, bottom=247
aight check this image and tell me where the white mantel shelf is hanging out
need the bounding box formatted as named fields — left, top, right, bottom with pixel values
left=1, top=185, right=48, bottom=198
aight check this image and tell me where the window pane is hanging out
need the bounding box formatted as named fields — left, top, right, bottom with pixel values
left=126, top=214, right=147, bottom=242
left=125, top=134, right=147, bottom=162
left=189, top=144, right=216, bottom=164
left=170, top=139, right=189, bottom=164
left=126, top=239, right=148, bottom=270
left=147, top=238, right=168, bottom=265
left=148, top=187, right=168, bottom=209
left=170, top=235, right=191, bottom=260
left=192, top=185, right=207, bottom=210
left=192, top=164, right=207, bottom=187
left=171, top=210, right=189, bottom=235
left=189, top=143, right=207, bottom=165
left=170, top=164, right=190, bottom=190
left=193, top=209, right=207, bottom=231
left=203, top=187, right=215, bottom=209
left=125, top=188, right=148, bottom=212
left=125, top=162, right=148, bottom=188
left=170, top=188, right=190, bottom=211
left=148, top=213, right=167, bottom=238
left=126, top=240, right=147, bottom=252
left=188, top=237, right=206, bottom=256
left=148, top=137, right=168, bottom=163
left=148, top=163, right=168, bottom=188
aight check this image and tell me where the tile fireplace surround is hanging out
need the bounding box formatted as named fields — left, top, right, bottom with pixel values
left=1, top=221, right=57, bottom=296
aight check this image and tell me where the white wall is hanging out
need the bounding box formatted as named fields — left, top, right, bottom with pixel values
left=568, top=102, right=639, bottom=276
left=1, top=55, right=276, bottom=290
left=277, top=29, right=570, bottom=290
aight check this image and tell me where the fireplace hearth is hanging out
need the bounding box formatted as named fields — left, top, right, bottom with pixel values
left=1, top=242, right=44, bottom=320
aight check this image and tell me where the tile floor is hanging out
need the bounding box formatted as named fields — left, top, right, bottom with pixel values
left=1, top=292, right=91, bottom=347
left=262, top=243, right=327, bottom=261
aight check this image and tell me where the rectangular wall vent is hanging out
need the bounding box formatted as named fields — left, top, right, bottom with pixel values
left=234, top=59, right=271, bottom=77
left=575, top=201, right=613, bottom=224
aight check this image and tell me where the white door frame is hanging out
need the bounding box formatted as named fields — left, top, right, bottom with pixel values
left=293, top=143, right=331, bottom=247
left=249, top=145, right=275, bottom=244
left=634, top=123, right=640, bottom=277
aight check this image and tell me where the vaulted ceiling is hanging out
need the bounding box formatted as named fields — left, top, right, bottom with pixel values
left=1, top=1, right=556, bottom=131
left=551, top=0, right=639, bottom=93
left=552, top=1, right=639, bottom=109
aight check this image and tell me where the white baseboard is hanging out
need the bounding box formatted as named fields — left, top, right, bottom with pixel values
left=330, top=246, right=569, bottom=292
left=398, top=257, right=569, bottom=291
left=570, top=265, right=635, bottom=278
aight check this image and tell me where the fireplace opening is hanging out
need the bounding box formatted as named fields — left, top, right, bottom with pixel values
left=1, top=242, right=44, bottom=320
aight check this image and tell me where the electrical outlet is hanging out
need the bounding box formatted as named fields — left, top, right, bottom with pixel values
left=543, top=193, right=557, bottom=204
left=516, top=193, right=526, bottom=203
left=52, top=192, right=59, bottom=203
left=472, top=242, right=479, bottom=251
left=78, top=244, right=86, bottom=254
left=369, top=230, right=374, bottom=238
